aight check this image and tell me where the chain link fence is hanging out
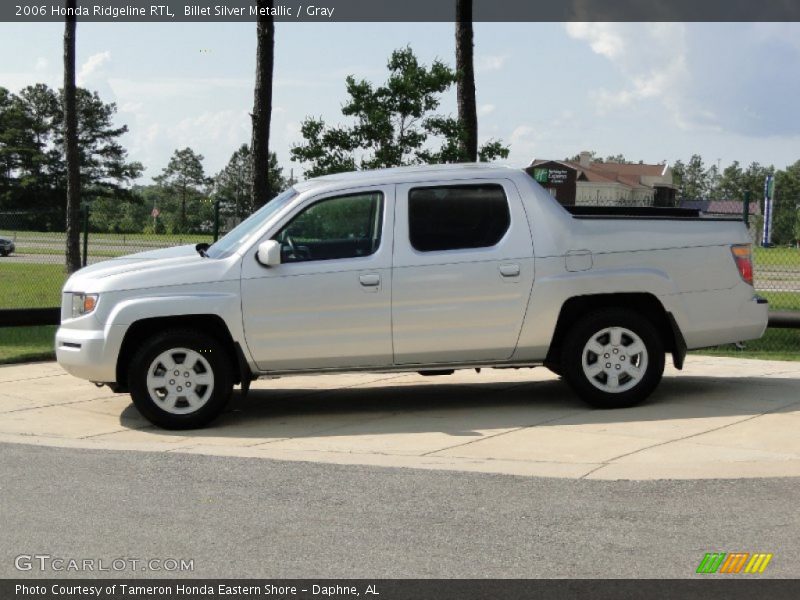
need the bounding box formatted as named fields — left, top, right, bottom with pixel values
left=0, top=205, right=229, bottom=312
left=679, top=196, right=800, bottom=358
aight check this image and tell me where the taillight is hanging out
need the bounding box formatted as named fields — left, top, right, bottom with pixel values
left=731, top=244, right=754, bottom=286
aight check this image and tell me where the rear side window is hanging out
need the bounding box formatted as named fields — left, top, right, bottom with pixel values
left=408, top=184, right=510, bottom=252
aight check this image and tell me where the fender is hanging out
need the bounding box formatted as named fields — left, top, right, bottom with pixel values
left=514, top=265, right=679, bottom=360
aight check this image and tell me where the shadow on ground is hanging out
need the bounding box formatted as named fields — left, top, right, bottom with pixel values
left=118, top=373, right=800, bottom=441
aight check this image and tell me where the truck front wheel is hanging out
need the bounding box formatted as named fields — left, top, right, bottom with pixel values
left=561, top=309, right=664, bottom=409
left=129, top=330, right=233, bottom=429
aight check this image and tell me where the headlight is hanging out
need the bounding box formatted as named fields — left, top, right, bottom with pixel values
left=71, top=293, right=99, bottom=318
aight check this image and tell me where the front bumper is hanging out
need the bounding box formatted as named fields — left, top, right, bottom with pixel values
left=55, top=326, right=119, bottom=383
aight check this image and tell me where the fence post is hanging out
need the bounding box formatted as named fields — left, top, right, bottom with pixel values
left=742, top=190, right=750, bottom=228
left=81, top=203, right=89, bottom=267
left=213, top=200, right=221, bottom=242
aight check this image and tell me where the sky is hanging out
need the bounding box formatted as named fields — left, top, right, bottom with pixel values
left=1, top=21, right=799, bottom=183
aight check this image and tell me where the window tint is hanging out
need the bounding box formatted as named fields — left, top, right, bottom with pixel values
left=274, top=192, right=383, bottom=263
left=408, top=184, right=510, bottom=252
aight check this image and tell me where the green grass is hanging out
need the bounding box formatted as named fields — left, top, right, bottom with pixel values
left=1, top=230, right=211, bottom=244
left=0, top=325, right=56, bottom=364
left=753, top=245, right=800, bottom=268
left=758, top=291, right=800, bottom=312
left=693, top=328, right=800, bottom=362
left=0, top=263, right=67, bottom=309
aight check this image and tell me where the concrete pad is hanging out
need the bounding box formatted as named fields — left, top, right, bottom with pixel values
left=432, top=426, right=662, bottom=464
left=0, top=357, right=799, bottom=480
left=0, top=361, right=63, bottom=383
left=0, top=403, right=147, bottom=438
left=688, top=411, right=800, bottom=457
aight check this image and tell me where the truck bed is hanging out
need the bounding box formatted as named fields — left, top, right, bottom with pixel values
left=564, top=205, right=741, bottom=221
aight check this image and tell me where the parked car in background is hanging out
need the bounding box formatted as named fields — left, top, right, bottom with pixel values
left=0, top=237, right=15, bottom=256
left=56, top=164, right=768, bottom=429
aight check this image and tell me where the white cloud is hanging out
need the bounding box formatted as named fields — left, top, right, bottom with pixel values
left=34, top=57, right=48, bottom=72
left=565, top=23, right=693, bottom=129
left=476, top=54, right=509, bottom=73
left=478, top=104, right=495, bottom=116
left=168, top=109, right=250, bottom=150
left=78, top=51, right=111, bottom=86
left=565, top=23, right=625, bottom=59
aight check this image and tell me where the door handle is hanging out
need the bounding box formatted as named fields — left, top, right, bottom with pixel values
left=499, top=264, right=521, bottom=277
left=359, top=273, right=381, bottom=286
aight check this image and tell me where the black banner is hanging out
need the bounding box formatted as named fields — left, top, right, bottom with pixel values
left=4, top=579, right=800, bottom=600
left=3, top=0, right=800, bottom=23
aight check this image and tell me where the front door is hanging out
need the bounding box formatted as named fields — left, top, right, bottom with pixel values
left=241, top=187, right=393, bottom=371
left=391, top=179, right=534, bottom=364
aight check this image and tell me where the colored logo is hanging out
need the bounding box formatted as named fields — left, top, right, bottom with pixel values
left=533, top=168, right=549, bottom=183
left=696, top=552, right=773, bottom=574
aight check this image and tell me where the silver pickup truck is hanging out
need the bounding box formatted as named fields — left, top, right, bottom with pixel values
left=56, top=164, right=768, bottom=429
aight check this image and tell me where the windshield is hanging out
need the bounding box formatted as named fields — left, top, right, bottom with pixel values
left=206, top=188, right=298, bottom=259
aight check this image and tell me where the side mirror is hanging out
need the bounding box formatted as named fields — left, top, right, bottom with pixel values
left=256, top=240, right=281, bottom=267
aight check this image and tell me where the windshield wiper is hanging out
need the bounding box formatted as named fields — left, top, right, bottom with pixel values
left=195, top=242, right=210, bottom=258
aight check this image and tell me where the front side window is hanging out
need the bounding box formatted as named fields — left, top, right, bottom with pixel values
left=408, top=184, right=510, bottom=252
left=274, top=191, right=383, bottom=263
left=206, top=188, right=297, bottom=259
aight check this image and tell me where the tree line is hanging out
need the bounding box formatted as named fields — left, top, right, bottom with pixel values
left=672, top=155, right=800, bottom=246
left=5, top=0, right=488, bottom=271
left=1, top=42, right=506, bottom=236
left=0, top=84, right=287, bottom=235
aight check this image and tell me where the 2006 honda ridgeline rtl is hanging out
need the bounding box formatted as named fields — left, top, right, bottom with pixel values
left=56, top=165, right=768, bottom=429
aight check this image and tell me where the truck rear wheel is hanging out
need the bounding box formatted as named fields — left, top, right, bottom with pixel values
left=561, top=309, right=664, bottom=409
left=128, top=330, right=233, bottom=429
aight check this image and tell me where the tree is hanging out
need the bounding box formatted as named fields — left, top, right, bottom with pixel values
left=251, top=0, right=275, bottom=209
left=214, top=144, right=286, bottom=220
left=64, top=0, right=81, bottom=272
left=678, top=154, right=708, bottom=200
left=743, top=161, right=774, bottom=205
left=0, top=83, right=141, bottom=229
left=291, top=47, right=509, bottom=178
left=717, top=160, right=745, bottom=200
left=52, top=88, right=143, bottom=199
left=0, top=87, right=34, bottom=203
left=455, top=0, right=477, bottom=162
left=154, top=148, right=209, bottom=233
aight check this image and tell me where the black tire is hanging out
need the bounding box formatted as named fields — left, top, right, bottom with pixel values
left=128, top=329, right=233, bottom=429
left=0, top=250, right=7, bottom=257
left=560, top=308, right=664, bottom=409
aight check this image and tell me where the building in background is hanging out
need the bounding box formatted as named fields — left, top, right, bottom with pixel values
left=526, top=151, right=677, bottom=207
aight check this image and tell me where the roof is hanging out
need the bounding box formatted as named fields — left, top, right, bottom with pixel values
left=529, top=158, right=672, bottom=191
left=591, top=162, right=667, bottom=177
left=294, top=163, right=517, bottom=192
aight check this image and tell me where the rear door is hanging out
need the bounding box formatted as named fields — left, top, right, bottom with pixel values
left=391, top=179, right=534, bottom=364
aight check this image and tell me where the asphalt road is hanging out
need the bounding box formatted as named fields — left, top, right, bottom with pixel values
left=1, top=443, right=798, bottom=579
